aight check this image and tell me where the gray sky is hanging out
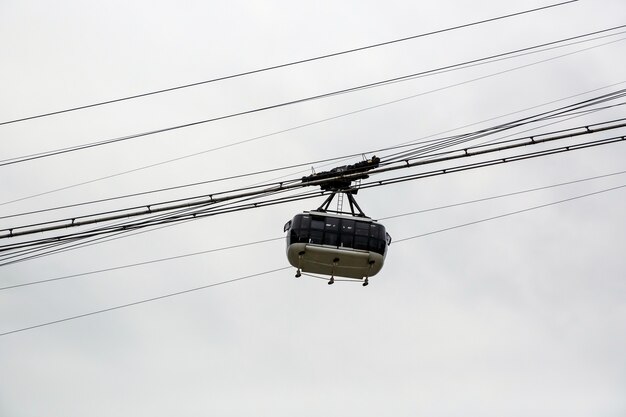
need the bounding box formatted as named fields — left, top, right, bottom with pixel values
left=1, top=1, right=625, bottom=416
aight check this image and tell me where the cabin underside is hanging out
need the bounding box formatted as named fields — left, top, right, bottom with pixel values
left=287, top=243, right=384, bottom=279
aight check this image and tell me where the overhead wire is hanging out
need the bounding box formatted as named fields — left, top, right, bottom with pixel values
left=3, top=79, right=625, bottom=224
left=235, top=81, right=626, bottom=189
left=0, top=188, right=320, bottom=266
left=3, top=177, right=625, bottom=338
left=0, top=237, right=286, bottom=291
left=2, top=128, right=624, bottom=262
left=0, top=0, right=579, bottom=127
left=2, top=33, right=624, bottom=211
left=393, top=184, right=626, bottom=243
left=2, top=25, right=624, bottom=170
left=0, top=188, right=319, bottom=263
left=3, top=111, right=625, bottom=246
left=364, top=136, right=626, bottom=190
left=0, top=267, right=293, bottom=337
left=3, top=87, right=625, bottom=266
left=0, top=151, right=366, bottom=221
left=3, top=169, right=625, bottom=291
left=381, top=89, right=626, bottom=162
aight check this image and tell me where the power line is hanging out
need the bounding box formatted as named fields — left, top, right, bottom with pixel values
left=0, top=267, right=292, bottom=337
left=0, top=189, right=317, bottom=266
left=3, top=87, right=625, bottom=227
left=382, top=91, right=626, bottom=163
left=3, top=36, right=623, bottom=210
left=5, top=115, right=624, bottom=240
left=0, top=1, right=578, bottom=127
left=3, top=25, right=622, bottom=169
left=3, top=169, right=625, bottom=291
left=0, top=186, right=302, bottom=264
left=3, top=95, right=625, bottom=263
left=2, top=130, right=624, bottom=258
left=14, top=80, right=622, bottom=221
left=393, top=184, right=626, bottom=243
left=0, top=151, right=372, bottom=221
left=3, top=178, right=624, bottom=338
left=378, top=170, right=626, bottom=220
left=0, top=118, right=626, bottom=245
left=0, top=237, right=285, bottom=291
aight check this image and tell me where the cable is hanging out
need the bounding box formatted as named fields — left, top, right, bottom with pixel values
left=2, top=119, right=624, bottom=247
left=3, top=36, right=624, bottom=211
left=5, top=88, right=614, bottom=260
left=4, top=169, right=625, bottom=291
left=2, top=132, right=624, bottom=261
left=393, top=184, right=626, bottom=243
left=0, top=189, right=317, bottom=266
left=3, top=179, right=624, bottom=338
left=0, top=267, right=292, bottom=337
left=0, top=1, right=579, bottom=127
left=0, top=151, right=369, bottom=220
left=377, top=170, right=626, bottom=220
left=0, top=237, right=284, bottom=291
left=3, top=101, right=624, bottom=263
left=3, top=25, right=623, bottom=169
left=381, top=90, right=626, bottom=163
left=4, top=82, right=625, bottom=225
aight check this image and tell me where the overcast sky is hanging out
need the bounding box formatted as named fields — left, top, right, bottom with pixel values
left=1, top=1, right=625, bottom=416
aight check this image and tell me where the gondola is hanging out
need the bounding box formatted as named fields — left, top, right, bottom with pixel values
left=284, top=156, right=391, bottom=286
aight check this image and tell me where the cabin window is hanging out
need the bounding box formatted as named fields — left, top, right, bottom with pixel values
left=325, top=217, right=339, bottom=231
left=341, top=219, right=354, bottom=233
left=309, top=230, right=323, bottom=244
left=324, top=232, right=338, bottom=246
left=369, top=238, right=385, bottom=253
left=287, top=213, right=388, bottom=255
left=355, top=221, right=370, bottom=236
left=370, top=223, right=384, bottom=239
left=311, top=218, right=325, bottom=231
left=339, top=234, right=353, bottom=248
left=354, top=235, right=369, bottom=250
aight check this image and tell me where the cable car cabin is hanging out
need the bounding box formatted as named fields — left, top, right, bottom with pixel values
left=284, top=211, right=391, bottom=281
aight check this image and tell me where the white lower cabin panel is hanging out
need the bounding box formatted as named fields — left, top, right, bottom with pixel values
left=287, top=243, right=384, bottom=279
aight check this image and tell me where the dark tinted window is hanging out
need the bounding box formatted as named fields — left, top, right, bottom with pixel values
left=287, top=214, right=388, bottom=255
left=355, top=221, right=370, bottom=236
left=292, top=215, right=302, bottom=230
left=340, top=233, right=353, bottom=248
left=341, top=219, right=354, bottom=234
left=369, top=238, right=385, bottom=253
left=310, top=230, right=323, bottom=244
left=324, top=232, right=338, bottom=246
left=311, top=218, right=325, bottom=230
left=325, top=217, right=339, bottom=232
left=354, top=235, right=369, bottom=250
